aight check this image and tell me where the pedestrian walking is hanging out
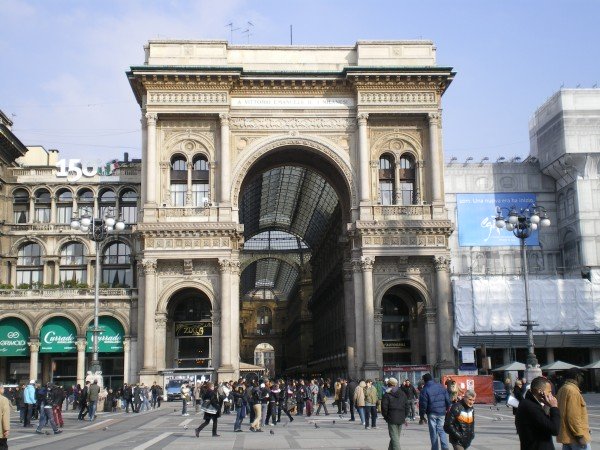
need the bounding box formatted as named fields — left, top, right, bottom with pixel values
left=315, top=381, right=329, bottom=415
left=419, top=373, right=451, bottom=450
left=444, top=389, right=476, bottom=450
left=180, top=382, right=191, bottom=416
left=232, top=383, right=248, bottom=432
left=35, top=383, right=62, bottom=435
left=277, top=381, right=294, bottom=423
left=382, top=377, right=409, bottom=450
left=0, top=383, right=11, bottom=450
left=87, top=379, right=100, bottom=421
left=557, top=368, right=591, bottom=450
left=249, top=380, right=263, bottom=432
left=122, top=383, right=134, bottom=413
left=194, top=382, right=221, bottom=437
left=353, top=380, right=366, bottom=425
left=364, top=379, right=378, bottom=429
left=77, top=381, right=90, bottom=420
left=515, top=376, right=560, bottom=450
left=347, top=378, right=357, bottom=422
left=401, top=379, right=419, bottom=421
left=23, top=380, right=36, bottom=427
left=51, top=384, right=65, bottom=427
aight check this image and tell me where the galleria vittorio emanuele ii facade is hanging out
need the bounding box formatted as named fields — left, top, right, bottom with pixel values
left=1, top=40, right=599, bottom=389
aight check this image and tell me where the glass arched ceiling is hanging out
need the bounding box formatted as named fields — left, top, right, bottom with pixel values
left=240, top=258, right=299, bottom=302
left=240, top=166, right=339, bottom=249
left=244, top=230, right=309, bottom=252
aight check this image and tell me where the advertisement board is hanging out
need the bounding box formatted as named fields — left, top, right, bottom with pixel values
left=40, top=317, right=76, bottom=353
left=456, top=193, right=538, bottom=247
left=0, top=318, right=30, bottom=356
left=86, top=316, right=124, bottom=353
left=442, top=375, right=495, bottom=404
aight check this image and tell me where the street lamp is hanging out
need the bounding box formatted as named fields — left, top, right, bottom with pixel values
left=71, top=207, right=125, bottom=380
left=495, top=204, right=551, bottom=382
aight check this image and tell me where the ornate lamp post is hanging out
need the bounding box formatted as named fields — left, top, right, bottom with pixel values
left=495, top=204, right=551, bottom=382
left=71, top=207, right=125, bottom=380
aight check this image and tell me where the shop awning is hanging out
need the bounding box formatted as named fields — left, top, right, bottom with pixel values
left=86, top=316, right=124, bottom=353
left=40, top=317, right=76, bottom=353
left=0, top=317, right=30, bottom=356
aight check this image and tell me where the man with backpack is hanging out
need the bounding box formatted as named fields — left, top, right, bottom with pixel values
left=35, top=383, right=62, bottom=435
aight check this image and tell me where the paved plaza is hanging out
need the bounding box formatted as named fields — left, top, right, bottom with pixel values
left=7, top=395, right=600, bottom=449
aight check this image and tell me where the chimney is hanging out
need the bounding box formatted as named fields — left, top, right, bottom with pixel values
left=124, top=152, right=129, bottom=163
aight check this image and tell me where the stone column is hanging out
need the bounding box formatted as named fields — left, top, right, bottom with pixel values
left=212, top=311, right=221, bottom=370
left=50, top=196, right=57, bottom=223
left=502, top=348, right=511, bottom=365
left=186, top=162, right=193, bottom=206
left=357, top=113, right=370, bottom=203
left=141, top=258, right=157, bottom=373
left=218, top=259, right=233, bottom=380
left=219, top=114, right=231, bottom=204
left=434, top=256, right=454, bottom=372
left=123, top=337, right=131, bottom=384
left=28, top=197, right=34, bottom=223
left=145, top=113, right=158, bottom=205
left=361, top=257, right=379, bottom=378
left=425, top=307, right=438, bottom=369
left=374, top=308, right=384, bottom=370
left=546, top=347, right=555, bottom=364
left=76, top=338, right=87, bottom=386
left=28, top=340, right=39, bottom=382
left=141, top=113, right=148, bottom=205
left=136, top=260, right=145, bottom=376
left=343, top=263, right=356, bottom=378
left=394, top=161, right=402, bottom=205
left=155, top=313, right=167, bottom=372
left=8, top=258, right=17, bottom=287
left=352, top=260, right=365, bottom=376
left=428, top=113, right=443, bottom=204
left=230, top=261, right=241, bottom=377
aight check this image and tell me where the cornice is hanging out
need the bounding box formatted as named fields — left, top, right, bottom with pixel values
left=350, top=220, right=454, bottom=236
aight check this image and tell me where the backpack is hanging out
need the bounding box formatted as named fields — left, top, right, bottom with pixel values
left=45, top=388, right=54, bottom=406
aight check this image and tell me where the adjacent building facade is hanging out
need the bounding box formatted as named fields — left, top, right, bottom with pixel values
left=1, top=39, right=597, bottom=388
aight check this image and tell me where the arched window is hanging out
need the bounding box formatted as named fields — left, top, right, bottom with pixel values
left=378, top=155, right=394, bottom=205
left=99, top=189, right=116, bottom=219
left=13, top=189, right=29, bottom=223
left=382, top=295, right=410, bottom=345
left=399, top=154, right=416, bottom=205
left=562, top=231, right=579, bottom=268
left=34, top=189, right=51, bottom=223
left=59, top=242, right=87, bottom=284
left=170, top=155, right=187, bottom=206
left=77, top=188, right=94, bottom=217
left=557, top=193, right=566, bottom=220
left=256, top=306, right=272, bottom=335
left=102, top=242, right=132, bottom=288
left=566, top=189, right=576, bottom=217
left=17, top=242, right=43, bottom=286
left=56, top=189, right=73, bottom=224
left=119, top=189, right=138, bottom=224
left=191, top=155, right=209, bottom=207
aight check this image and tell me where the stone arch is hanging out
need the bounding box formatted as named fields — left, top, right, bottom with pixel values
left=0, top=313, right=34, bottom=335
left=11, top=186, right=33, bottom=197
left=55, top=236, right=93, bottom=256
left=163, top=132, right=215, bottom=159
left=33, top=313, right=80, bottom=336
left=371, top=131, right=423, bottom=158
left=81, top=311, right=131, bottom=337
left=11, top=236, right=48, bottom=257
left=98, top=237, right=135, bottom=255
left=157, top=281, right=216, bottom=315
left=374, top=276, right=432, bottom=310
left=230, top=134, right=358, bottom=210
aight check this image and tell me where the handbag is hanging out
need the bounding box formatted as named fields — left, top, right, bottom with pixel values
left=506, top=395, right=520, bottom=408
left=200, top=398, right=218, bottom=414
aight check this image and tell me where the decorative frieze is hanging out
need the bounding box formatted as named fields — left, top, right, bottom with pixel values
left=147, top=91, right=228, bottom=105
left=146, top=237, right=231, bottom=250
left=359, top=91, right=436, bottom=105
left=229, top=117, right=355, bottom=131
left=362, top=235, right=446, bottom=247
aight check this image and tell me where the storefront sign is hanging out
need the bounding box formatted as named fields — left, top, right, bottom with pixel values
left=0, top=318, right=30, bottom=356
left=383, top=340, right=408, bottom=348
left=39, top=317, right=76, bottom=353
left=175, top=322, right=212, bottom=337
left=383, top=365, right=431, bottom=373
left=86, top=316, right=124, bottom=352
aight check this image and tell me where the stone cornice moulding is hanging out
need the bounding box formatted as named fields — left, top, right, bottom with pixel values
left=229, top=117, right=356, bottom=131
left=136, top=222, right=243, bottom=232
left=358, top=91, right=437, bottom=106
left=147, top=91, right=229, bottom=106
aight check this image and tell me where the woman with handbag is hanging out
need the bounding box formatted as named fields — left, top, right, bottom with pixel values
left=194, top=382, right=221, bottom=438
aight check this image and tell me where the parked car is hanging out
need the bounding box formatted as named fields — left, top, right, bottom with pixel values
left=165, top=379, right=192, bottom=402
left=493, top=380, right=508, bottom=404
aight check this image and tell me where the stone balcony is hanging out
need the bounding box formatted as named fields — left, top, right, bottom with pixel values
left=371, top=204, right=434, bottom=221
left=0, top=287, right=137, bottom=299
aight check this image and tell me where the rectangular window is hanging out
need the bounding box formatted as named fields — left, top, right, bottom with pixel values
left=170, top=184, right=187, bottom=206
left=379, top=181, right=394, bottom=205
left=399, top=182, right=414, bottom=205
left=192, top=183, right=209, bottom=207
left=59, top=269, right=87, bottom=284
left=35, top=207, right=50, bottom=223
left=57, top=205, right=73, bottom=224
left=13, top=205, right=28, bottom=223
left=102, top=268, right=132, bottom=288
left=120, top=205, right=137, bottom=224
left=16, top=269, right=42, bottom=286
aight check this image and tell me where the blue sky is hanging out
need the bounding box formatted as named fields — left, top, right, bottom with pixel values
left=1, top=0, right=598, bottom=162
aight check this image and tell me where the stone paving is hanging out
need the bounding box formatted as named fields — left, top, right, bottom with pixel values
left=7, top=394, right=600, bottom=449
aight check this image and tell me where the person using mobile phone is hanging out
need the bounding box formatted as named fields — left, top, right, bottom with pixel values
left=515, top=376, right=560, bottom=450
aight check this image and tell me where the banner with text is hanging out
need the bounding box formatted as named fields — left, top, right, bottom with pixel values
left=86, top=316, right=124, bottom=353
left=40, top=317, right=76, bottom=353
left=0, top=318, right=30, bottom=356
left=456, top=193, right=538, bottom=247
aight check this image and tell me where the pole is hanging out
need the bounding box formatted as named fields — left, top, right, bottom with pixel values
left=92, top=238, right=101, bottom=374
left=521, top=237, right=541, bottom=381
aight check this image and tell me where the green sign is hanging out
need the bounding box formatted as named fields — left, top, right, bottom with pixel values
left=40, top=317, right=76, bottom=353
left=86, top=316, right=124, bottom=353
left=0, top=318, right=30, bottom=356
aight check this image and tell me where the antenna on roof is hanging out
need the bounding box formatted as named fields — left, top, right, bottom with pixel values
left=290, top=25, right=293, bottom=45
left=225, top=22, right=240, bottom=44
left=241, top=21, right=254, bottom=44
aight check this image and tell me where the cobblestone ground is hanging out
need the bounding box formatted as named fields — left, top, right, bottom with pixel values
left=8, top=394, right=600, bottom=449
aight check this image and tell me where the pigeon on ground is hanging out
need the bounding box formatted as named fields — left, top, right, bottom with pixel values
left=45, top=431, right=51, bottom=435
left=314, top=423, right=319, bottom=429
left=333, top=420, right=336, bottom=424
left=184, top=425, right=188, bottom=430
left=270, top=429, right=274, bottom=435
left=103, top=427, right=109, bottom=431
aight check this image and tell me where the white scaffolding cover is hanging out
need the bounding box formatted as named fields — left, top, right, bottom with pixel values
left=453, top=277, right=600, bottom=334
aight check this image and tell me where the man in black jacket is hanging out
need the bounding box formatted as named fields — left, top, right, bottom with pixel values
left=444, top=389, right=476, bottom=449
left=347, top=379, right=357, bottom=421
left=515, top=376, right=560, bottom=450
left=381, top=378, right=409, bottom=450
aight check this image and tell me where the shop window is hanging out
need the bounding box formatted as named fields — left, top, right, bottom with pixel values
left=17, top=242, right=43, bottom=286
left=56, top=189, right=73, bottom=224
left=13, top=189, right=29, bottom=223
left=59, top=242, right=87, bottom=284
left=382, top=295, right=411, bottom=348
left=170, top=155, right=187, bottom=206
left=119, top=189, right=138, bottom=224
left=34, top=189, right=51, bottom=223
left=102, top=241, right=132, bottom=288
left=378, top=154, right=394, bottom=205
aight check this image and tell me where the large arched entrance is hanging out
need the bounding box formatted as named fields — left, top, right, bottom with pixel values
left=163, top=288, right=214, bottom=381
left=236, top=145, right=352, bottom=378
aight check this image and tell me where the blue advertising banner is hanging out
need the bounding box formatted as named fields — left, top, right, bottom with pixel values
left=457, top=193, right=538, bottom=247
